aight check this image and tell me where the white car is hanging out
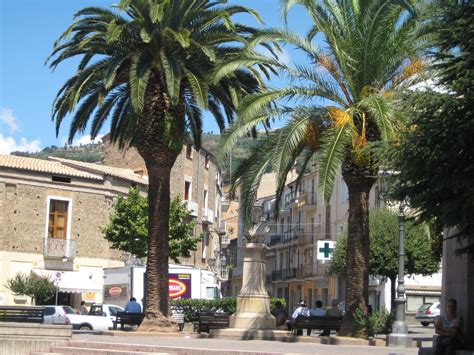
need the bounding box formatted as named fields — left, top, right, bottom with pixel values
left=43, top=305, right=75, bottom=325
left=67, top=303, right=124, bottom=331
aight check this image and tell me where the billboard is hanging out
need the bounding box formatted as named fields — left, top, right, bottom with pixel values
left=169, top=273, right=192, bottom=299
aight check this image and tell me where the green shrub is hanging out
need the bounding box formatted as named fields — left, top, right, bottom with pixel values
left=170, top=297, right=287, bottom=322
left=353, top=307, right=395, bottom=337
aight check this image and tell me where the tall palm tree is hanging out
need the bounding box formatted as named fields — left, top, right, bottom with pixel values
left=48, top=0, right=277, bottom=329
left=220, top=0, right=424, bottom=337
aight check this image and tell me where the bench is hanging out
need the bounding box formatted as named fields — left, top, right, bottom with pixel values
left=113, top=312, right=145, bottom=330
left=0, top=306, right=44, bottom=323
left=194, top=312, right=230, bottom=333
left=292, top=316, right=342, bottom=335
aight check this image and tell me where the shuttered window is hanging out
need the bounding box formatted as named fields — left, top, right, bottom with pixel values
left=48, top=200, right=69, bottom=239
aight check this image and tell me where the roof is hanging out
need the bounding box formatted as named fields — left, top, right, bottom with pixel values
left=0, top=154, right=102, bottom=180
left=0, top=154, right=148, bottom=185
left=47, top=157, right=148, bottom=185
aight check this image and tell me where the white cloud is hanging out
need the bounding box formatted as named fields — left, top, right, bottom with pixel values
left=72, top=134, right=104, bottom=146
left=0, top=134, right=41, bottom=154
left=0, top=108, right=19, bottom=132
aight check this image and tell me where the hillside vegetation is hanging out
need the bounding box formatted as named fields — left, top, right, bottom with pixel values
left=11, top=133, right=257, bottom=180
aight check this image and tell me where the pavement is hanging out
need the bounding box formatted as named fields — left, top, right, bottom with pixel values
left=70, top=325, right=435, bottom=355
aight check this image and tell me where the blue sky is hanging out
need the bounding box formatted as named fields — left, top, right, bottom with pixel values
left=0, top=0, right=312, bottom=154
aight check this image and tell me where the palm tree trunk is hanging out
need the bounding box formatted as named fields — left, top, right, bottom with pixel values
left=339, top=167, right=376, bottom=338
left=139, top=156, right=179, bottom=331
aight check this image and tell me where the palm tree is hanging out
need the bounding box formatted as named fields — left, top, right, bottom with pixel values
left=48, top=0, right=276, bottom=329
left=221, top=0, right=424, bottom=337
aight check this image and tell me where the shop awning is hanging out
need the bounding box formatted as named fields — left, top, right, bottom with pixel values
left=33, top=269, right=103, bottom=294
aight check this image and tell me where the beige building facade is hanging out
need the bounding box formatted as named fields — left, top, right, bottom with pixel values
left=102, top=138, right=226, bottom=274
left=0, top=155, right=147, bottom=307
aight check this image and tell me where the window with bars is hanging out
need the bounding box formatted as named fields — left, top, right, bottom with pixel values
left=48, top=199, right=69, bottom=239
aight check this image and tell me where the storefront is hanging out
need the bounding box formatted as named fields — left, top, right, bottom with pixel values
left=33, top=269, right=103, bottom=308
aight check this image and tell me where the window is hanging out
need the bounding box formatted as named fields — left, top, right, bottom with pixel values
left=52, top=176, right=71, bottom=183
left=48, top=199, right=69, bottom=239
left=202, top=224, right=209, bottom=258
left=205, top=154, right=210, bottom=169
left=203, top=190, right=208, bottom=211
left=206, top=286, right=218, bottom=299
left=186, top=145, right=193, bottom=159
left=184, top=181, right=191, bottom=201
left=44, top=307, right=55, bottom=316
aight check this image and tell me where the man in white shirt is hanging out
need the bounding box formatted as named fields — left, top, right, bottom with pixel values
left=291, top=301, right=310, bottom=335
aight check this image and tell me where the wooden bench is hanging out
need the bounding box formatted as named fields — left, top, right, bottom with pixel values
left=194, top=312, right=230, bottom=333
left=0, top=306, right=44, bottom=323
left=292, top=316, right=342, bottom=335
left=113, top=312, right=145, bottom=330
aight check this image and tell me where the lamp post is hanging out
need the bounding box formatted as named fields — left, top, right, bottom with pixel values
left=387, top=200, right=412, bottom=347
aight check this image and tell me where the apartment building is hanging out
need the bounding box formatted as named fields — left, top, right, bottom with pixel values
left=242, top=167, right=441, bottom=315
left=0, top=155, right=147, bottom=307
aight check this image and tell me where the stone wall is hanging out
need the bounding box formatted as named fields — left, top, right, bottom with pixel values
left=442, top=228, right=474, bottom=350
left=0, top=180, right=121, bottom=260
left=0, top=322, right=71, bottom=355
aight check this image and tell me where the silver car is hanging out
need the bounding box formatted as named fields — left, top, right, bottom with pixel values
left=43, top=305, right=76, bottom=324
left=415, top=302, right=441, bottom=326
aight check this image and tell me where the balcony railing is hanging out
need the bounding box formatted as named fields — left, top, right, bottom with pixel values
left=268, top=231, right=298, bottom=247
left=221, top=234, right=230, bottom=245
left=44, top=238, right=76, bottom=259
left=271, top=270, right=283, bottom=281
left=202, top=208, right=214, bottom=224
left=282, top=267, right=298, bottom=280
left=186, top=200, right=199, bottom=217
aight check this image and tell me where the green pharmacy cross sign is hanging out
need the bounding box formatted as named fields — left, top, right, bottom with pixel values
left=319, top=243, right=333, bottom=258
left=317, top=240, right=335, bottom=260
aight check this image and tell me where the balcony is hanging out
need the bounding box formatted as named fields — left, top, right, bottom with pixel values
left=44, top=238, right=76, bottom=259
left=221, top=234, right=230, bottom=246
left=297, top=233, right=314, bottom=246
left=202, top=208, right=215, bottom=224
left=269, top=235, right=282, bottom=246
left=284, top=192, right=297, bottom=207
left=282, top=267, right=299, bottom=280
left=186, top=200, right=199, bottom=217
left=271, top=270, right=283, bottom=281
left=218, top=220, right=227, bottom=235
left=300, top=191, right=317, bottom=209
left=303, top=262, right=318, bottom=278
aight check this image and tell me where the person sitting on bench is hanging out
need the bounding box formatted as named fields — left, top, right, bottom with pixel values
left=291, top=301, right=310, bottom=335
left=320, top=299, right=342, bottom=336
left=124, top=297, right=142, bottom=313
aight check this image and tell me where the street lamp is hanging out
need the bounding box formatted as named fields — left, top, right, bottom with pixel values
left=387, top=200, right=412, bottom=347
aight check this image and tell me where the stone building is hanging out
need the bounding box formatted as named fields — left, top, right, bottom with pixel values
left=102, top=137, right=226, bottom=274
left=0, top=154, right=147, bottom=307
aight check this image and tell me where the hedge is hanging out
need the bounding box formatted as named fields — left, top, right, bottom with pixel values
left=170, top=297, right=287, bottom=322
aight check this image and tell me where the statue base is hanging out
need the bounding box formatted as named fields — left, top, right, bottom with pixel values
left=230, top=243, right=276, bottom=330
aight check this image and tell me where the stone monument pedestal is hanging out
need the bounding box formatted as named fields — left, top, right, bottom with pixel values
left=229, top=243, right=276, bottom=330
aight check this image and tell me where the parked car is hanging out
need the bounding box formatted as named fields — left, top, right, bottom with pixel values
left=43, top=305, right=76, bottom=325
left=415, top=302, right=441, bottom=326
left=68, top=303, right=124, bottom=331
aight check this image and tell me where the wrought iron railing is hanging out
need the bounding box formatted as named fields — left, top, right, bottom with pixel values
left=44, top=238, right=76, bottom=259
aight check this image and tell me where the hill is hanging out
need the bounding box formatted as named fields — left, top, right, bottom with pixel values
left=10, top=134, right=257, bottom=181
